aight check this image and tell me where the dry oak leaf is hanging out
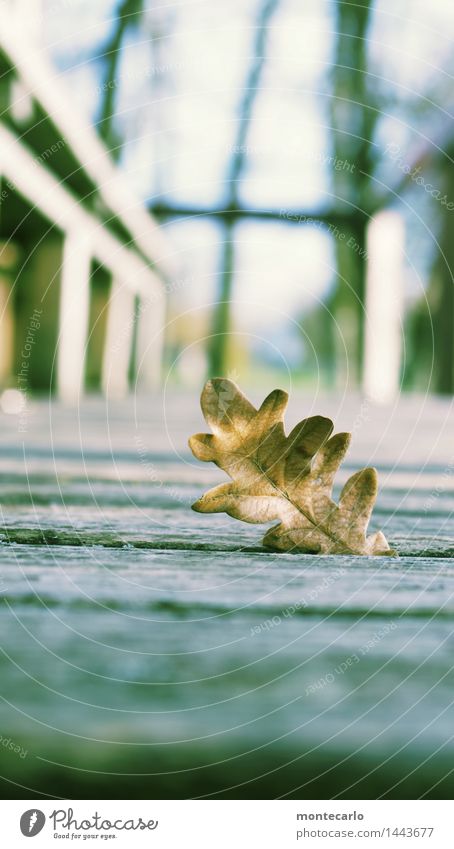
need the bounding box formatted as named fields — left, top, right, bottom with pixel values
left=189, top=379, right=393, bottom=556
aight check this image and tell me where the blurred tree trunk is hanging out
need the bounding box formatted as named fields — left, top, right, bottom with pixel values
left=207, top=0, right=280, bottom=377
left=98, top=0, right=144, bottom=158
left=331, top=0, right=375, bottom=385
left=430, top=159, right=454, bottom=393
left=209, top=222, right=235, bottom=376
left=403, top=153, right=454, bottom=393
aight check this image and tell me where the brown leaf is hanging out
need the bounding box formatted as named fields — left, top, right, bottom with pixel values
left=189, top=379, right=394, bottom=556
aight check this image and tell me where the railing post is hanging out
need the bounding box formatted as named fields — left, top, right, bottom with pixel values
left=363, top=210, right=405, bottom=404
left=135, top=290, right=165, bottom=391
left=101, top=276, right=135, bottom=398
left=57, top=230, right=91, bottom=404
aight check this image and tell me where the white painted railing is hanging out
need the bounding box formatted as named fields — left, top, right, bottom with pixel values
left=0, top=8, right=172, bottom=404
left=0, top=124, right=167, bottom=403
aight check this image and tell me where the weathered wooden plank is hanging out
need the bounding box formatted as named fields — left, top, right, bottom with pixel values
left=1, top=593, right=453, bottom=798
left=2, top=470, right=454, bottom=504
left=1, top=394, right=454, bottom=800
left=0, top=503, right=453, bottom=558
left=2, top=544, right=454, bottom=610
left=2, top=542, right=454, bottom=771
left=1, top=392, right=454, bottom=466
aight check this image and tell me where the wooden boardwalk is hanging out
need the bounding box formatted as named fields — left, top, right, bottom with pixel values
left=1, top=390, right=454, bottom=799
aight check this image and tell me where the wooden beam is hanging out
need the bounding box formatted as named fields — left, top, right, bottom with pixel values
left=0, top=17, right=173, bottom=277
left=149, top=202, right=362, bottom=227
left=0, top=124, right=162, bottom=301
left=0, top=125, right=167, bottom=400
